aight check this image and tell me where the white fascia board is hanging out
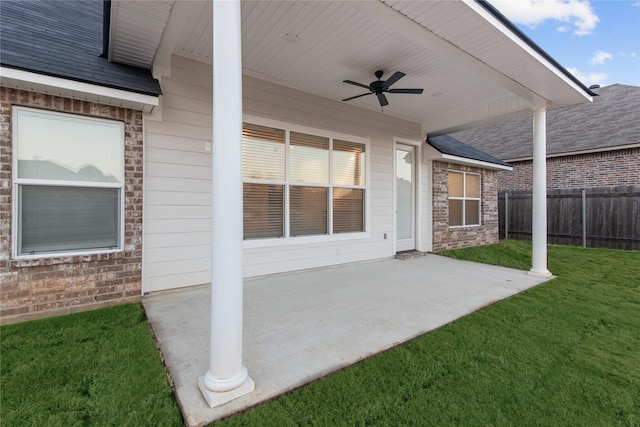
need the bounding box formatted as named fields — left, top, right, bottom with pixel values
left=440, top=153, right=512, bottom=171
left=425, top=145, right=512, bottom=171
left=461, top=0, right=592, bottom=104
left=0, top=67, right=159, bottom=112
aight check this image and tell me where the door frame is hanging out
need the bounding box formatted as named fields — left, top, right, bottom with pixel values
left=393, top=138, right=421, bottom=253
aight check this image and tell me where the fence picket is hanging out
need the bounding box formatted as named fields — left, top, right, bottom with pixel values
left=499, top=185, right=639, bottom=250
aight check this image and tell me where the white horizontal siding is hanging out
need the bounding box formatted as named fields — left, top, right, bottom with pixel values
left=143, top=54, right=422, bottom=293
left=145, top=231, right=210, bottom=249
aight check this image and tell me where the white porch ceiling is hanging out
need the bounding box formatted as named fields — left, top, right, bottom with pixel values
left=109, top=0, right=592, bottom=134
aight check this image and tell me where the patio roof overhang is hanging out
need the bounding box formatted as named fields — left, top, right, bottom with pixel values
left=108, top=0, right=593, bottom=134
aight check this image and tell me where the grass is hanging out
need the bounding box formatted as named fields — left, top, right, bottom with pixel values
left=0, top=304, right=182, bottom=426
left=1, top=241, right=638, bottom=426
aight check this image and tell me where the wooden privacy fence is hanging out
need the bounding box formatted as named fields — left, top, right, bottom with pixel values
left=499, top=186, right=640, bottom=251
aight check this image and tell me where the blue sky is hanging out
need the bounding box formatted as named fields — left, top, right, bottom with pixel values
left=492, top=0, right=640, bottom=87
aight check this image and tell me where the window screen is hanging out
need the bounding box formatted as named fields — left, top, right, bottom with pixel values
left=14, top=108, right=124, bottom=256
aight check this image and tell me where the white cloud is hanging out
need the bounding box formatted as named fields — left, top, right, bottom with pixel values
left=492, top=0, right=600, bottom=36
left=632, top=2, right=640, bottom=7
left=566, top=67, right=608, bottom=86
left=617, top=51, right=638, bottom=59
left=591, top=51, right=613, bottom=65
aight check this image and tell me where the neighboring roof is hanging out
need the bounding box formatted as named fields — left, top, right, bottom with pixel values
left=0, top=0, right=161, bottom=96
left=449, top=84, right=640, bottom=160
left=427, top=135, right=512, bottom=168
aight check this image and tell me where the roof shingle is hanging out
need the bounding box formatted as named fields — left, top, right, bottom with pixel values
left=0, top=0, right=161, bottom=96
left=427, top=135, right=512, bottom=168
left=449, top=84, right=640, bottom=160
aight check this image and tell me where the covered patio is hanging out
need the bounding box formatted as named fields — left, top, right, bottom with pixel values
left=144, top=255, right=552, bottom=427
left=101, top=0, right=595, bottom=419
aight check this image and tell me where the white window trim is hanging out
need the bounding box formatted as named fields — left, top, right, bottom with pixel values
left=448, top=169, right=482, bottom=228
left=12, top=106, right=126, bottom=259
left=243, top=114, right=370, bottom=249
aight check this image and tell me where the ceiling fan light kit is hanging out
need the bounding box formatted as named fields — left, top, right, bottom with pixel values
left=341, top=70, right=424, bottom=107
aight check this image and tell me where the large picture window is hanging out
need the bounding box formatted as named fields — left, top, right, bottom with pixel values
left=448, top=171, right=481, bottom=227
left=242, top=121, right=367, bottom=241
left=13, top=107, right=124, bottom=257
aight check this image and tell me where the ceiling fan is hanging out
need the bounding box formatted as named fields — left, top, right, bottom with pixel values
left=341, top=70, right=424, bottom=107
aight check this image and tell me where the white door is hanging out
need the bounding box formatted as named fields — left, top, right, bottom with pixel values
left=396, top=144, right=415, bottom=252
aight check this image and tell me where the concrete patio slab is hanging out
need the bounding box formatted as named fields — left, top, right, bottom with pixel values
left=143, top=255, right=552, bottom=427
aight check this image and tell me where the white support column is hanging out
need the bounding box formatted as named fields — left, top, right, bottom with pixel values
left=529, top=106, right=552, bottom=278
left=199, top=0, right=255, bottom=407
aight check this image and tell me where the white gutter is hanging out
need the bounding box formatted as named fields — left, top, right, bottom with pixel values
left=424, top=144, right=513, bottom=171
left=0, top=67, right=159, bottom=113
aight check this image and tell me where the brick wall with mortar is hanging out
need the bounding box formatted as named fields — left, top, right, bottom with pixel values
left=432, top=161, right=500, bottom=252
left=496, top=147, right=640, bottom=192
left=0, top=87, right=143, bottom=324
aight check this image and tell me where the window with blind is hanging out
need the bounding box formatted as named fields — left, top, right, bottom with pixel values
left=242, top=122, right=367, bottom=240
left=448, top=171, right=481, bottom=227
left=13, top=107, right=124, bottom=257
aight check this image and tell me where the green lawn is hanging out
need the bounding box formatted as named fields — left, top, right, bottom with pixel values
left=0, top=304, right=182, bottom=426
left=2, top=241, right=638, bottom=426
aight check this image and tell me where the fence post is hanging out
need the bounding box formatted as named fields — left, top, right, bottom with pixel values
left=504, top=192, right=509, bottom=240
left=582, top=189, right=587, bottom=248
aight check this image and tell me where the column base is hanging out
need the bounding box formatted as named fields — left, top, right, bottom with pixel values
left=198, top=375, right=255, bottom=408
left=527, top=268, right=553, bottom=278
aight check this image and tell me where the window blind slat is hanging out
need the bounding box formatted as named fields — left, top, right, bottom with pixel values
left=333, top=188, right=364, bottom=233
left=333, top=140, right=365, bottom=186
left=465, top=200, right=480, bottom=225
left=290, top=132, right=329, bottom=183
left=243, top=183, right=284, bottom=239
left=465, top=174, right=481, bottom=198
left=449, top=199, right=463, bottom=226
left=448, top=172, right=463, bottom=197
left=242, top=123, right=285, bottom=181
left=290, top=186, right=327, bottom=236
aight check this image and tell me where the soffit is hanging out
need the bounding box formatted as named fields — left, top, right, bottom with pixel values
left=109, top=0, right=175, bottom=68
left=110, top=0, right=592, bottom=134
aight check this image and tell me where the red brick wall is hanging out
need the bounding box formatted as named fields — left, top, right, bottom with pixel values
left=432, top=161, right=500, bottom=252
left=497, top=147, right=640, bottom=192
left=0, top=87, right=143, bottom=324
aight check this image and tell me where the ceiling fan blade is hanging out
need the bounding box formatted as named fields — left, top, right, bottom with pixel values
left=343, top=80, right=372, bottom=90
left=342, top=92, right=373, bottom=102
left=376, top=93, right=389, bottom=107
left=388, top=88, right=424, bottom=94
left=382, top=71, right=405, bottom=88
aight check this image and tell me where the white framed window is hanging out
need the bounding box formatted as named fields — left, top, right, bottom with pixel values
left=448, top=170, right=481, bottom=227
left=242, top=118, right=367, bottom=242
left=12, top=107, right=124, bottom=258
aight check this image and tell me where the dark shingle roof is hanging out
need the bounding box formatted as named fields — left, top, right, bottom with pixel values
left=0, top=0, right=161, bottom=96
left=427, top=135, right=511, bottom=168
left=449, top=84, right=640, bottom=160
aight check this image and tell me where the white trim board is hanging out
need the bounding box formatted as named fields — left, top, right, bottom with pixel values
left=424, top=144, right=513, bottom=171
left=0, top=67, right=159, bottom=113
